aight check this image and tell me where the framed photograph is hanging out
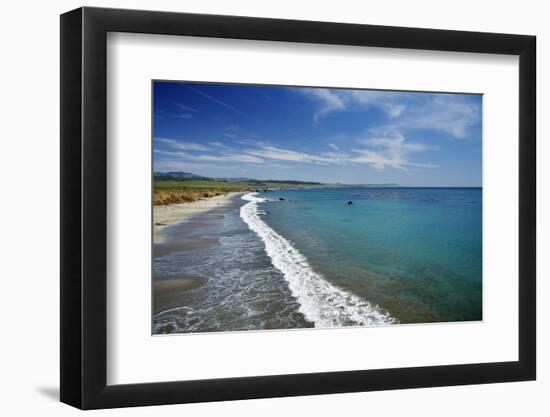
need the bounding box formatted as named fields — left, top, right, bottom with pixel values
left=60, top=7, right=536, bottom=409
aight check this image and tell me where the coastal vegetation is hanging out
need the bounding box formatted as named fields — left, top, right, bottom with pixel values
left=153, top=172, right=322, bottom=205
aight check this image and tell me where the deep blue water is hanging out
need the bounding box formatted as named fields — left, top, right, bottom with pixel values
left=259, top=187, right=482, bottom=323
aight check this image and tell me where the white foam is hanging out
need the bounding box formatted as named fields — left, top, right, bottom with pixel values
left=240, top=193, right=397, bottom=327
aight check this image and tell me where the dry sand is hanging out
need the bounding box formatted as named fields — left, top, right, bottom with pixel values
left=153, top=192, right=243, bottom=243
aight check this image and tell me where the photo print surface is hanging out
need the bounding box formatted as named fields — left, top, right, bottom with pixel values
left=152, top=81, right=482, bottom=335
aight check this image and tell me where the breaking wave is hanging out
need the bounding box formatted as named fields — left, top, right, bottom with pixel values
left=240, top=193, right=397, bottom=327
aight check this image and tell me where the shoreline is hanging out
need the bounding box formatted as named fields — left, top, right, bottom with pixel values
left=240, top=193, right=397, bottom=327
left=153, top=191, right=244, bottom=243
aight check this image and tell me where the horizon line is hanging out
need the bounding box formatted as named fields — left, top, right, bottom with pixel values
left=153, top=171, right=481, bottom=188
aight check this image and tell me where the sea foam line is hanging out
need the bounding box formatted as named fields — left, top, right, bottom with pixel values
left=240, top=193, right=397, bottom=327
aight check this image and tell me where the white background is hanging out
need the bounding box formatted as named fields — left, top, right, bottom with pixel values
left=108, top=33, right=519, bottom=384
left=0, top=0, right=546, bottom=416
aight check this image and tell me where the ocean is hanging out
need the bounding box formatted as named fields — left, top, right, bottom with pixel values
left=153, top=187, right=482, bottom=334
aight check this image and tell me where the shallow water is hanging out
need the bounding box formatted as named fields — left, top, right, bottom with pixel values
left=152, top=197, right=311, bottom=334
left=261, top=188, right=482, bottom=323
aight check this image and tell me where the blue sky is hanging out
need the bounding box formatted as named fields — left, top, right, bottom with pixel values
left=153, top=81, right=482, bottom=186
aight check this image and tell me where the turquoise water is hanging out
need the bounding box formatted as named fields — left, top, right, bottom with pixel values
left=259, top=188, right=482, bottom=323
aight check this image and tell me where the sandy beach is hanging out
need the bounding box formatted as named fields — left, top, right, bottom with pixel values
left=153, top=191, right=248, bottom=323
left=153, top=192, right=243, bottom=243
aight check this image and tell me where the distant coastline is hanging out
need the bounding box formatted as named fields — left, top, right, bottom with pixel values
left=153, top=170, right=405, bottom=207
left=153, top=171, right=480, bottom=201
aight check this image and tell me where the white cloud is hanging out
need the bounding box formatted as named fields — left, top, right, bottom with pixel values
left=351, top=129, right=437, bottom=171
left=209, top=141, right=230, bottom=148
left=302, top=89, right=345, bottom=124
left=349, top=90, right=407, bottom=118
left=155, top=148, right=263, bottom=164
left=154, top=149, right=191, bottom=158
left=155, top=130, right=436, bottom=172
left=195, top=153, right=263, bottom=163
left=394, top=95, right=481, bottom=139
left=155, top=137, right=210, bottom=151
left=240, top=131, right=435, bottom=171
left=387, top=104, right=406, bottom=118
left=154, top=160, right=220, bottom=172
left=301, top=88, right=481, bottom=139
left=303, top=88, right=408, bottom=123
left=245, top=145, right=335, bottom=164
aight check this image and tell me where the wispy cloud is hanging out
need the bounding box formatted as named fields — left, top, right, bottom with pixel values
left=155, top=137, right=210, bottom=151
left=186, top=86, right=246, bottom=116
left=302, top=88, right=405, bottom=123
left=351, top=129, right=437, bottom=171
left=175, top=103, right=197, bottom=112
left=196, top=153, right=263, bottom=163
left=302, top=88, right=480, bottom=139
left=158, top=103, right=197, bottom=119
left=223, top=126, right=239, bottom=138
left=173, top=113, right=194, bottom=119
left=302, top=89, right=345, bottom=125
left=155, top=131, right=436, bottom=172
left=245, top=145, right=335, bottom=164
left=209, top=141, right=230, bottom=149
left=154, top=160, right=221, bottom=172
left=155, top=148, right=263, bottom=164
left=349, top=90, right=407, bottom=118
left=241, top=131, right=435, bottom=171
left=393, top=95, right=481, bottom=139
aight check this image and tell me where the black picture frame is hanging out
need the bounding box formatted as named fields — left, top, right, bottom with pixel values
left=60, top=6, right=536, bottom=410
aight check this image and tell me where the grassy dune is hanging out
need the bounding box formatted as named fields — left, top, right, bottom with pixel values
left=154, top=180, right=252, bottom=206
left=154, top=181, right=238, bottom=205
left=153, top=179, right=321, bottom=206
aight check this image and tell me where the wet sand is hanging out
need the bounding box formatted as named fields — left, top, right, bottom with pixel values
left=153, top=193, right=247, bottom=317
left=153, top=192, right=242, bottom=243
left=153, top=276, right=209, bottom=315
left=153, top=237, right=220, bottom=258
